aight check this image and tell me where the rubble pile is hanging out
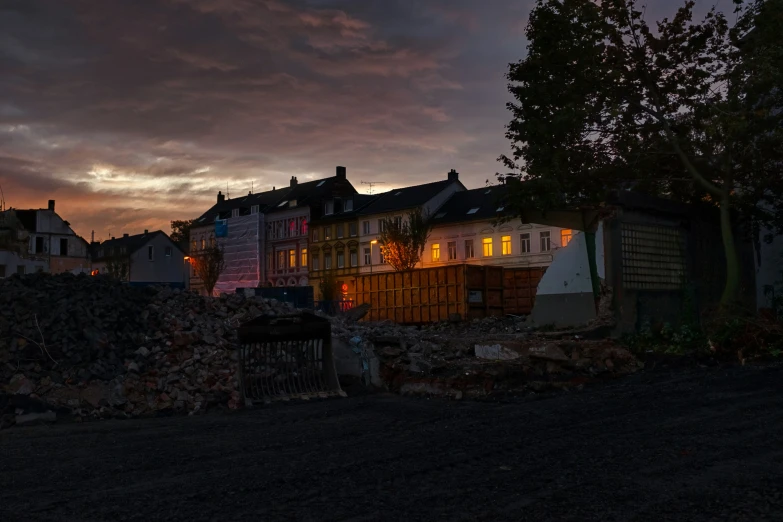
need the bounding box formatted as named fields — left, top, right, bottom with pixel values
left=1, top=273, right=297, bottom=428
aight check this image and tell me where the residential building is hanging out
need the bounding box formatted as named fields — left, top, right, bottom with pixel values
left=0, top=200, right=89, bottom=277
left=308, top=193, right=379, bottom=301
left=424, top=185, right=571, bottom=269
left=91, top=230, right=186, bottom=287
left=353, top=169, right=466, bottom=278
left=189, top=166, right=357, bottom=295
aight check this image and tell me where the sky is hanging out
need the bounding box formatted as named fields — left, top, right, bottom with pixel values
left=0, top=0, right=717, bottom=241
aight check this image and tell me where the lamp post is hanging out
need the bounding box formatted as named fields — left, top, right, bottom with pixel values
left=369, top=239, right=378, bottom=274
left=183, top=256, right=191, bottom=291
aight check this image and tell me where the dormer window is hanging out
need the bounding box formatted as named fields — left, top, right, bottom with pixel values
left=231, top=208, right=239, bottom=218
left=344, top=198, right=353, bottom=211
left=289, top=200, right=297, bottom=207
left=324, top=201, right=334, bottom=215
left=467, top=208, right=479, bottom=214
left=251, top=205, right=259, bottom=214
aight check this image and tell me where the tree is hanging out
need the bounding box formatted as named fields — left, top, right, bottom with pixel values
left=378, top=208, right=432, bottom=271
left=191, top=244, right=225, bottom=297
left=105, top=252, right=130, bottom=280
left=170, top=219, right=194, bottom=253
left=500, top=0, right=783, bottom=308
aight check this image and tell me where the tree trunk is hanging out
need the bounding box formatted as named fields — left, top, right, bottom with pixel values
left=719, top=190, right=740, bottom=310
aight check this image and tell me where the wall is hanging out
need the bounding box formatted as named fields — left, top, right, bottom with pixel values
left=529, top=230, right=598, bottom=327
left=756, top=227, right=783, bottom=311
left=27, top=209, right=90, bottom=274
left=0, top=251, right=47, bottom=277
left=264, top=206, right=309, bottom=287
left=129, top=234, right=185, bottom=284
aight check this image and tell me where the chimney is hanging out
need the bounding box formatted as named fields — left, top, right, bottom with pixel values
left=144, top=229, right=148, bottom=234
left=111, top=236, right=115, bottom=240
left=48, top=199, right=55, bottom=211
left=290, top=176, right=298, bottom=187
left=336, top=166, right=346, bottom=179
left=447, top=169, right=459, bottom=182
left=217, top=191, right=225, bottom=203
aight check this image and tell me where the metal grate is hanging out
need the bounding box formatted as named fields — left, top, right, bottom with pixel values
left=237, top=313, right=345, bottom=404
left=621, top=223, right=686, bottom=290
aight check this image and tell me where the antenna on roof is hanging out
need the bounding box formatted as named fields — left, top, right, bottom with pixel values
left=226, top=182, right=230, bottom=200
left=360, top=180, right=385, bottom=195
left=0, top=183, right=5, bottom=211
left=251, top=180, right=254, bottom=194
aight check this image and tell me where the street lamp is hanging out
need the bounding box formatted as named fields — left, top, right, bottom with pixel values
left=369, top=239, right=378, bottom=274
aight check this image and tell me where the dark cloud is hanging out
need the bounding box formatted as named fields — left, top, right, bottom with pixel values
left=0, top=0, right=701, bottom=239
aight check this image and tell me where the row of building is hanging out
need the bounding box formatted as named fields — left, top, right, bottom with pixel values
left=188, top=166, right=572, bottom=299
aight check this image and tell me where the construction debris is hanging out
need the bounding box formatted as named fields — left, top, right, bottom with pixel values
left=0, top=272, right=297, bottom=428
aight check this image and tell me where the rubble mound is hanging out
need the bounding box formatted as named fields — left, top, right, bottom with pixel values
left=1, top=272, right=296, bottom=427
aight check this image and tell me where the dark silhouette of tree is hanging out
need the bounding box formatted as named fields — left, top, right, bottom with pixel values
left=192, top=244, right=225, bottom=297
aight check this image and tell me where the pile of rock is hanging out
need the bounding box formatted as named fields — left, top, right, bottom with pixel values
left=1, top=272, right=297, bottom=428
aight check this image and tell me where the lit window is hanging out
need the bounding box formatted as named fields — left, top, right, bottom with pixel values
left=324, top=226, right=332, bottom=241
left=324, top=253, right=332, bottom=269
left=501, top=235, right=512, bottom=255
left=465, top=239, right=474, bottom=259
left=379, top=250, right=386, bottom=264
left=301, top=219, right=308, bottom=235
left=540, top=231, right=551, bottom=252
left=520, top=233, right=531, bottom=253
left=312, top=254, right=320, bottom=271
left=290, top=220, right=296, bottom=236
left=447, top=241, right=457, bottom=260
left=337, top=250, right=345, bottom=268
left=362, top=221, right=370, bottom=234
left=364, top=247, right=371, bottom=265
left=431, top=243, right=440, bottom=262
left=561, top=229, right=573, bottom=247
left=350, top=249, right=358, bottom=267
left=467, top=208, right=479, bottom=215
left=482, top=237, right=493, bottom=257
left=301, top=248, right=308, bottom=268
left=289, top=249, right=296, bottom=268
left=349, top=222, right=357, bottom=237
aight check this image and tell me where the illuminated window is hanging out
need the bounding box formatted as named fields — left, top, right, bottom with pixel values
left=312, top=254, right=320, bottom=271
left=277, top=250, right=286, bottom=269
left=520, top=233, right=531, bottom=253
left=447, top=241, right=457, bottom=261
left=290, top=220, right=296, bottom=236
left=324, top=226, right=332, bottom=241
left=482, top=237, right=493, bottom=257
left=289, top=249, right=296, bottom=268
left=561, top=229, right=573, bottom=247
left=200, top=238, right=206, bottom=249
left=324, top=253, right=332, bottom=269
left=350, top=249, right=358, bottom=267
left=540, top=231, right=551, bottom=252
left=337, top=250, right=345, bottom=268
left=465, top=239, right=474, bottom=259
left=301, top=248, right=308, bottom=268
left=431, top=243, right=440, bottom=262
left=501, top=235, right=512, bottom=256
left=301, top=219, right=308, bottom=235
left=379, top=250, right=386, bottom=264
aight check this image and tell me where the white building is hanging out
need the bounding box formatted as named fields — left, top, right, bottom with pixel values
left=91, top=230, right=186, bottom=287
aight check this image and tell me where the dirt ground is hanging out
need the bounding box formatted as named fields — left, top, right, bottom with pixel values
left=2, top=362, right=783, bottom=522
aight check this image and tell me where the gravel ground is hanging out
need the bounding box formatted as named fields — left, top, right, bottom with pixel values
left=2, top=363, right=783, bottom=522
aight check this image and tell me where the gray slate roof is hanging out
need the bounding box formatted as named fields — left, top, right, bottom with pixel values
left=428, top=185, right=512, bottom=226
left=357, top=179, right=460, bottom=216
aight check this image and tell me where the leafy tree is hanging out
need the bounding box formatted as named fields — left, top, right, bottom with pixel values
left=191, top=244, right=225, bottom=297
left=105, top=252, right=130, bottom=280
left=500, top=0, right=783, bottom=308
left=378, top=208, right=432, bottom=271
left=170, top=219, right=194, bottom=253
left=0, top=211, right=30, bottom=257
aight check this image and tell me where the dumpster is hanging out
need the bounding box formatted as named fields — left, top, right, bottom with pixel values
left=237, top=312, right=345, bottom=403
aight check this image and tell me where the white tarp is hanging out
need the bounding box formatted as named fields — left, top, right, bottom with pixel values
left=214, top=214, right=261, bottom=295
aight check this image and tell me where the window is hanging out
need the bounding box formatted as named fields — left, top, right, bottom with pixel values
left=560, top=229, right=573, bottom=247
left=301, top=219, right=308, bottom=235
left=325, top=201, right=334, bottom=215
left=482, top=237, right=493, bottom=257
left=289, top=220, right=296, bottom=237
left=232, top=208, right=239, bottom=218
left=378, top=219, right=385, bottom=233
left=266, top=253, right=272, bottom=271
left=277, top=250, right=286, bottom=269
left=289, top=249, right=296, bottom=268
left=540, top=231, right=551, bottom=252
left=191, top=239, right=197, bottom=252
left=337, top=250, right=345, bottom=268
left=337, top=224, right=344, bottom=239
left=393, top=216, right=402, bottom=228
left=251, top=205, right=259, bottom=214
left=277, top=200, right=288, bottom=208
left=201, top=238, right=206, bottom=249
left=35, top=237, right=44, bottom=254
left=520, top=233, right=531, bottom=253
left=465, top=239, right=475, bottom=259
left=364, top=247, right=371, bottom=265
left=501, top=235, right=512, bottom=256
left=467, top=208, right=479, bottom=215
left=17, top=265, right=25, bottom=275
left=362, top=221, right=370, bottom=234
left=312, top=227, right=319, bottom=242
left=379, top=250, right=386, bottom=264
left=447, top=241, right=457, bottom=261
left=349, top=222, right=357, bottom=237
left=350, top=249, right=358, bottom=267
left=59, top=238, right=68, bottom=256
left=312, top=254, right=320, bottom=271
left=431, top=243, right=440, bottom=262
left=324, top=226, right=332, bottom=241
left=344, top=199, right=353, bottom=211
left=0, top=265, right=5, bottom=278
left=148, top=246, right=154, bottom=261
left=301, top=248, right=308, bottom=268
left=324, top=253, right=332, bottom=270
left=165, top=246, right=172, bottom=257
